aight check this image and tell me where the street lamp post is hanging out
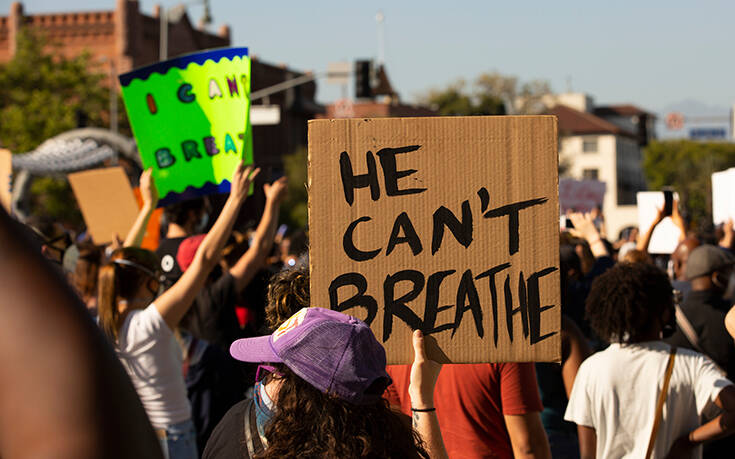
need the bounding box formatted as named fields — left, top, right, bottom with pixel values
left=99, top=57, right=118, bottom=134
left=160, top=0, right=213, bottom=61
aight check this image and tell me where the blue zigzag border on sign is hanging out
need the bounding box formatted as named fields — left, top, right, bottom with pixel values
left=157, top=180, right=232, bottom=207
left=119, top=47, right=249, bottom=87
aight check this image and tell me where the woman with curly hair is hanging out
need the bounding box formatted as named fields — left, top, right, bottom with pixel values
left=203, top=306, right=446, bottom=459
left=564, top=262, right=735, bottom=459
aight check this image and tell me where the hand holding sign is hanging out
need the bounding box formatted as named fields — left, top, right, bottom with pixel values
left=309, top=117, right=560, bottom=364
left=140, top=168, right=159, bottom=209
left=408, top=329, right=442, bottom=409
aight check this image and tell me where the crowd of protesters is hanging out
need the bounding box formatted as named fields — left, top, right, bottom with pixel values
left=1, top=161, right=735, bottom=459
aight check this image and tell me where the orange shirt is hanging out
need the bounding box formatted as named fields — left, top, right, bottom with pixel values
left=385, top=363, right=542, bottom=459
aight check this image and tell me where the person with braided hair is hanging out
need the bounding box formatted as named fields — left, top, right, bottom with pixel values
left=565, top=262, right=735, bottom=459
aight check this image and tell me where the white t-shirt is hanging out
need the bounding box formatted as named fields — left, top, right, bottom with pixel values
left=116, top=304, right=191, bottom=429
left=565, top=341, right=732, bottom=459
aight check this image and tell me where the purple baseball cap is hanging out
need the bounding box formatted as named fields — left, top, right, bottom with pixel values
left=230, top=307, right=391, bottom=405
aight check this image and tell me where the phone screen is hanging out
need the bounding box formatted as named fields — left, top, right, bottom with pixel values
left=663, top=190, right=673, bottom=217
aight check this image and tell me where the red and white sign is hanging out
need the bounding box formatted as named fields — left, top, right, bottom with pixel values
left=666, top=112, right=684, bottom=131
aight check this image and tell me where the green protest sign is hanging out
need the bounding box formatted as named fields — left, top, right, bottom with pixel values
left=119, top=48, right=252, bottom=205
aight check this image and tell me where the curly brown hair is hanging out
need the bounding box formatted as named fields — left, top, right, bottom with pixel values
left=585, top=262, right=673, bottom=343
left=256, top=365, right=428, bottom=459
left=265, top=266, right=310, bottom=332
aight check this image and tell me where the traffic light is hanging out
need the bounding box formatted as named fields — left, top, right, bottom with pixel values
left=355, top=60, right=373, bottom=99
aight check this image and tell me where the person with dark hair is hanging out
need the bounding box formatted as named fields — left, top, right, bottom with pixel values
left=65, top=241, right=104, bottom=312
left=666, top=245, right=735, bottom=380
left=0, top=206, right=163, bottom=459
left=157, top=197, right=209, bottom=286
left=263, top=265, right=310, bottom=331
left=97, top=164, right=260, bottom=459
left=671, top=236, right=701, bottom=300
left=561, top=212, right=614, bottom=341
left=175, top=176, right=287, bottom=349
left=565, top=262, right=735, bottom=458
left=203, top=307, right=446, bottom=459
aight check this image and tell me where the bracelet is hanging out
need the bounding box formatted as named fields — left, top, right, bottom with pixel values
left=411, top=407, right=436, bottom=412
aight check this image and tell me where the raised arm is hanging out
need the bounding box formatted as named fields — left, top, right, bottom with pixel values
left=670, top=199, right=687, bottom=243
left=229, top=176, right=287, bottom=292
left=637, top=206, right=665, bottom=253
left=124, top=168, right=159, bottom=248
left=720, top=219, right=734, bottom=251
left=569, top=212, right=609, bottom=258
left=409, top=330, right=447, bottom=459
left=154, top=164, right=259, bottom=329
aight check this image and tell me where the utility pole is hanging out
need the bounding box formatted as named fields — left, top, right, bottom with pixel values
left=376, top=10, right=385, bottom=66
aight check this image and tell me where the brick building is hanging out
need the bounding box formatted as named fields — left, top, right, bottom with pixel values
left=0, top=0, right=321, bottom=168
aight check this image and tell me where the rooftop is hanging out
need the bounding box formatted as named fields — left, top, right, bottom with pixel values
left=550, top=104, right=637, bottom=138
left=593, top=104, right=657, bottom=119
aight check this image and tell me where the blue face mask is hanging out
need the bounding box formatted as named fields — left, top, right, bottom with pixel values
left=253, top=380, right=275, bottom=440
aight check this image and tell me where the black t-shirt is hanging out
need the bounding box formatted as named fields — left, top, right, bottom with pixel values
left=180, top=272, right=242, bottom=351
left=665, top=289, right=735, bottom=379
left=203, top=398, right=263, bottom=459
left=156, top=236, right=186, bottom=287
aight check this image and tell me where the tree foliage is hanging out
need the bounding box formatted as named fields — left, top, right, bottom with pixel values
left=0, top=30, right=114, bottom=230
left=643, top=140, right=735, bottom=229
left=421, top=72, right=551, bottom=116
left=280, top=147, right=309, bottom=230
left=0, top=29, right=109, bottom=152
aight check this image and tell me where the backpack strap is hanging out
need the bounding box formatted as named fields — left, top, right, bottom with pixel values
left=646, top=346, right=676, bottom=459
left=243, top=399, right=266, bottom=457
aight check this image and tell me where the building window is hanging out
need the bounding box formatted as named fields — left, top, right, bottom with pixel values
left=582, top=137, right=598, bottom=153
left=582, top=169, right=599, bottom=180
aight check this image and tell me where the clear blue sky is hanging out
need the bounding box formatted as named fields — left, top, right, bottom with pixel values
left=10, top=0, right=735, bottom=124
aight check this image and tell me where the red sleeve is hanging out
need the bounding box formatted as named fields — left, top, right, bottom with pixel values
left=498, top=362, right=543, bottom=415
left=383, top=365, right=405, bottom=408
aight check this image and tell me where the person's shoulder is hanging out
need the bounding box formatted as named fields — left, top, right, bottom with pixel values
left=203, top=398, right=251, bottom=459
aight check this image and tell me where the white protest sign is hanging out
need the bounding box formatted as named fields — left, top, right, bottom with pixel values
left=712, top=168, right=735, bottom=225
left=636, top=191, right=682, bottom=254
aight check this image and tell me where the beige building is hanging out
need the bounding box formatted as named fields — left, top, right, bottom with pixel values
left=548, top=94, right=654, bottom=239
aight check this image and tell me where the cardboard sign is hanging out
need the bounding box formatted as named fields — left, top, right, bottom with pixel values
left=119, top=48, right=252, bottom=206
left=559, top=178, right=606, bottom=213
left=0, top=149, right=11, bottom=213
left=712, top=168, right=735, bottom=225
left=636, top=191, right=682, bottom=254
left=308, top=117, right=561, bottom=364
left=68, top=167, right=140, bottom=245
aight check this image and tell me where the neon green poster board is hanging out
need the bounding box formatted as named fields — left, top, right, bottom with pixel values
left=119, top=47, right=252, bottom=205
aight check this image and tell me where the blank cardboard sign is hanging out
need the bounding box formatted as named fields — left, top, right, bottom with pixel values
left=0, top=149, right=11, bottom=213
left=308, top=116, right=561, bottom=364
left=68, top=167, right=140, bottom=245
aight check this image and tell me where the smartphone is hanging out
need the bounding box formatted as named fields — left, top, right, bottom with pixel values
left=662, top=189, right=674, bottom=217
